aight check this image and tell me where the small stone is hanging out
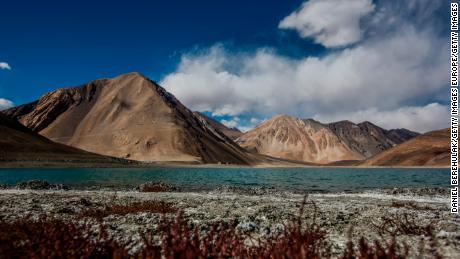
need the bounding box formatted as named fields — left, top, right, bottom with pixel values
left=17, top=180, right=51, bottom=190
left=237, top=222, right=257, bottom=232
left=56, top=207, right=74, bottom=214
left=80, top=198, right=92, bottom=206
left=16, top=180, right=68, bottom=190
left=136, top=182, right=179, bottom=192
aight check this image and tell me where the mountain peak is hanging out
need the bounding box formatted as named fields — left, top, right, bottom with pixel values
left=328, top=120, right=418, bottom=158
left=115, top=71, right=145, bottom=79
left=301, top=118, right=325, bottom=131
left=331, top=120, right=355, bottom=126
left=237, top=114, right=420, bottom=163
left=271, top=114, right=296, bottom=121
left=358, top=121, right=379, bottom=128
left=4, top=73, right=255, bottom=164
left=237, top=114, right=362, bottom=163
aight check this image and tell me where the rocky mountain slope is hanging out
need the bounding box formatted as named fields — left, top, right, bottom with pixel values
left=0, top=113, right=124, bottom=166
left=193, top=112, right=242, bottom=139
left=236, top=115, right=420, bottom=164
left=4, top=72, right=254, bottom=164
left=360, top=128, right=449, bottom=166
left=328, top=120, right=419, bottom=158
left=236, top=115, right=363, bottom=163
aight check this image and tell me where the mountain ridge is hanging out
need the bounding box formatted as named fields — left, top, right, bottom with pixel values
left=4, top=72, right=255, bottom=165
left=327, top=120, right=419, bottom=158
left=360, top=128, right=449, bottom=166
left=3, top=72, right=440, bottom=167
left=193, top=112, right=243, bottom=140
left=236, top=114, right=419, bottom=164
left=0, top=112, right=127, bottom=166
left=236, top=115, right=364, bottom=163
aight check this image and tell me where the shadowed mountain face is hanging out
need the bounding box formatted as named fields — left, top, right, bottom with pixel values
left=0, top=113, right=123, bottom=165
left=328, top=120, right=419, bottom=158
left=193, top=112, right=242, bottom=140
left=360, top=129, right=449, bottom=166
left=4, top=73, right=253, bottom=164
left=236, top=115, right=419, bottom=164
left=236, top=115, right=363, bottom=163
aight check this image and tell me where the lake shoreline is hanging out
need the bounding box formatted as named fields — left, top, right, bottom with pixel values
left=0, top=161, right=449, bottom=169
left=0, top=167, right=450, bottom=194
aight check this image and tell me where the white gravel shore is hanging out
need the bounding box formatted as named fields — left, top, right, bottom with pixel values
left=0, top=188, right=458, bottom=258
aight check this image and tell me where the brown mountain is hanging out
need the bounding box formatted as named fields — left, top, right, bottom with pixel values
left=328, top=120, right=419, bottom=158
left=236, top=115, right=363, bottom=163
left=237, top=115, right=419, bottom=164
left=3, top=72, right=254, bottom=165
left=193, top=112, right=242, bottom=139
left=360, top=128, right=449, bottom=167
left=0, top=113, right=125, bottom=166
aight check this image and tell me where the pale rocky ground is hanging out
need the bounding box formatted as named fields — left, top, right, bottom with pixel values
left=0, top=188, right=458, bottom=258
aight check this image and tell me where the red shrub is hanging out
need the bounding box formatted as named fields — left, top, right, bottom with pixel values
left=0, top=217, right=128, bottom=258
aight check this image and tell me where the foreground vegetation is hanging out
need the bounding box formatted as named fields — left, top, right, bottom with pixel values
left=0, top=198, right=441, bottom=259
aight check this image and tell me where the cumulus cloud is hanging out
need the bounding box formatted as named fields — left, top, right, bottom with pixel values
left=0, top=62, right=11, bottom=70
left=161, top=1, right=448, bottom=132
left=250, top=118, right=263, bottom=125
left=314, top=103, right=449, bottom=133
left=161, top=28, right=447, bottom=131
left=279, top=0, right=375, bottom=48
left=0, top=98, right=14, bottom=110
left=221, top=117, right=240, bottom=128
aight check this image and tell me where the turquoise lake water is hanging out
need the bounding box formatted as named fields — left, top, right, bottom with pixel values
left=0, top=167, right=450, bottom=192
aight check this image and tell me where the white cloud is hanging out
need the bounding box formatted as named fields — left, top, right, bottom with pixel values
left=0, top=62, right=11, bottom=70
left=250, top=118, right=262, bottom=124
left=160, top=1, right=448, bottom=133
left=220, top=117, right=240, bottom=128
left=0, top=98, right=14, bottom=110
left=161, top=28, right=447, bottom=127
left=238, top=126, right=255, bottom=133
left=279, top=0, right=375, bottom=48
left=313, top=103, right=449, bottom=133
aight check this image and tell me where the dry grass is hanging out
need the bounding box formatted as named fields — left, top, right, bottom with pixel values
left=341, top=236, right=410, bottom=259
left=79, top=200, right=177, bottom=219
left=372, top=213, right=434, bottom=236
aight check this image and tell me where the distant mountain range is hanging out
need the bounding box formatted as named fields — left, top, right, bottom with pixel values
left=236, top=115, right=362, bottom=163
left=235, top=115, right=419, bottom=164
left=328, top=120, right=419, bottom=158
left=0, top=72, right=448, bottom=167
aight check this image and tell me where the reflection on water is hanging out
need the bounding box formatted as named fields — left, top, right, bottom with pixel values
left=0, top=167, right=449, bottom=192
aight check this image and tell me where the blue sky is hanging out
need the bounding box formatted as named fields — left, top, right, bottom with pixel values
left=0, top=0, right=308, bottom=103
left=0, top=0, right=451, bottom=132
